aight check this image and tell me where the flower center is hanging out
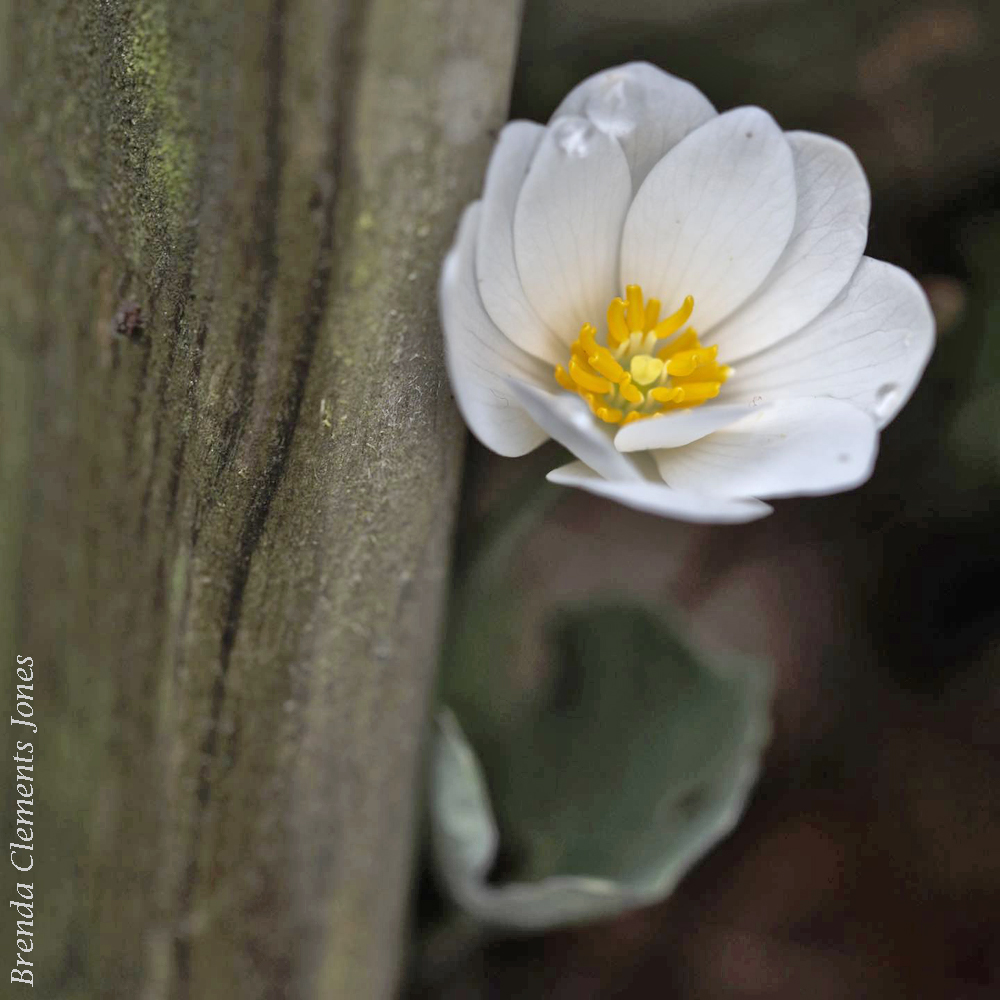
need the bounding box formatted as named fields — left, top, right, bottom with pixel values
left=553, top=285, right=731, bottom=425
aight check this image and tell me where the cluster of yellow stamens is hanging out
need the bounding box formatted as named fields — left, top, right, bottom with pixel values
left=554, top=285, right=732, bottom=425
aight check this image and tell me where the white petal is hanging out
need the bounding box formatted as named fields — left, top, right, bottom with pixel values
left=547, top=461, right=772, bottom=524
left=723, top=257, right=935, bottom=428
left=711, top=131, right=871, bottom=361
left=614, top=403, right=770, bottom=452
left=506, top=381, right=644, bottom=483
left=513, top=116, right=632, bottom=342
left=440, top=204, right=551, bottom=457
left=550, top=62, right=717, bottom=191
left=619, top=107, right=797, bottom=333
left=476, top=121, right=566, bottom=365
left=653, top=398, right=878, bottom=499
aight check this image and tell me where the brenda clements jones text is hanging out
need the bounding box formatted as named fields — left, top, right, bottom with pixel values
left=11, top=655, right=36, bottom=988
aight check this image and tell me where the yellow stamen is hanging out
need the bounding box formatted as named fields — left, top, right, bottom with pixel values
left=625, top=285, right=645, bottom=332
left=577, top=323, right=599, bottom=354
left=569, top=356, right=611, bottom=393
left=572, top=322, right=625, bottom=381
left=552, top=286, right=725, bottom=426
left=606, top=298, right=629, bottom=346
left=649, top=386, right=684, bottom=403
left=665, top=346, right=718, bottom=377
left=595, top=405, right=624, bottom=424
left=619, top=377, right=643, bottom=404
left=672, top=362, right=722, bottom=384
left=644, top=298, right=662, bottom=331
left=554, top=364, right=576, bottom=393
left=652, top=295, right=694, bottom=340
left=589, top=350, right=625, bottom=381
left=674, top=382, right=721, bottom=404
left=656, top=328, right=698, bottom=360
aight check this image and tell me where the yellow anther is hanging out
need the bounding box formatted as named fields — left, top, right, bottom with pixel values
left=664, top=352, right=700, bottom=376
left=649, top=386, right=683, bottom=403
left=644, top=298, right=662, bottom=331
left=554, top=289, right=723, bottom=424
left=625, top=285, right=645, bottom=332
left=672, top=359, right=728, bottom=385
left=577, top=323, right=599, bottom=353
left=652, top=295, right=694, bottom=340
left=619, top=378, right=643, bottom=404
left=607, top=298, right=629, bottom=346
left=629, top=355, right=665, bottom=386
left=554, top=365, right=576, bottom=393
left=674, top=382, right=721, bottom=404
left=577, top=323, right=624, bottom=381
left=589, top=351, right=625, bottom=381
left=666, top=347, right=718, bottom=377
left=657, top=329, right=698, bottom=360
left=569, top=356, right=612, bottom=393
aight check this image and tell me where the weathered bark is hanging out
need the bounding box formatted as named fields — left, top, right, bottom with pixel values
left=0, top=1, right=522, bottom=996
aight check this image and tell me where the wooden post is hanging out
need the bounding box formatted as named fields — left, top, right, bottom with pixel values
left=0, top=1, right=523, bottom=996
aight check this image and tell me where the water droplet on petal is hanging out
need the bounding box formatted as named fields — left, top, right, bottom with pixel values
left=873, top=383, right=900, bottom=419
left=585, top=77, right=637, bottom=139
left=553, top=118, right=597, bottom=158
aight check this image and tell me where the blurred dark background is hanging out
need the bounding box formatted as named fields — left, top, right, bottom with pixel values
left=409, top=1, right=1000, bottom=997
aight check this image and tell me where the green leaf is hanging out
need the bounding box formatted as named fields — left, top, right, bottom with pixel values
left=431, top=602, right=771, bottom=930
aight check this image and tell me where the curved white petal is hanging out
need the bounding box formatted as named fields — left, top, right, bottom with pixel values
left=653, top=398, right=878, bottom=500
left=506, top=380, right=644, bottom=483
left=440, top=204, right=551, bottom=457
left=619, top=107, right=797, bottom=333
left=550, top=62, right=717, bottom=191
left=476, top=121, right=566, bottom=365
left=547, top=461, right=772, bottom=524
left=723, top=257, right=935, bottom=428
left=712, top=131, right=871, bottom=361
left=513, top=116, right=632, bottom=342
left=614, top=403, right=771, bottom=452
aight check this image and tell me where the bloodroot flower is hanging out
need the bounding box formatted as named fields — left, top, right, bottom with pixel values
left=440, top=63, right=935, bottom=523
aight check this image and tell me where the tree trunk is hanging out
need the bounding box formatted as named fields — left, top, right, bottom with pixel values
left=0, top=1, right=522, bottom=996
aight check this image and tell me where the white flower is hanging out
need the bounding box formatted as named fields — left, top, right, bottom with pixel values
left=440, top=63, right=934, bottom=523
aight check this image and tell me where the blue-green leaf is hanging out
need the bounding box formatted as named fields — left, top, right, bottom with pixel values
left=431, top=602, right=771, bottom=930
